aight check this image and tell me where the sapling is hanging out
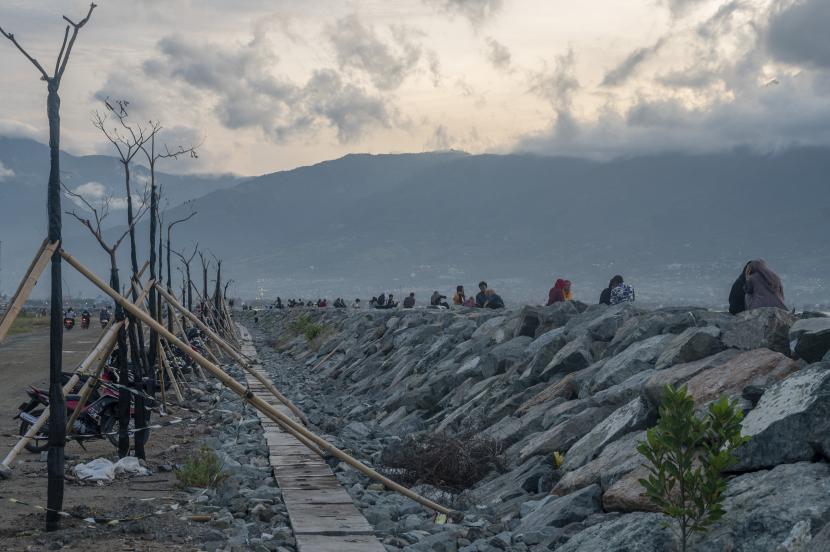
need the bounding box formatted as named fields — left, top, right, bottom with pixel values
left=637, top=385, right=747, bottom=552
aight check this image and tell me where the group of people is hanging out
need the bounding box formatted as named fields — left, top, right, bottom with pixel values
left=262, top=259, right=787, bottom=315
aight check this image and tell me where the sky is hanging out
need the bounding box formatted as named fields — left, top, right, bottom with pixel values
left=1, top=0, right=829, bottom=176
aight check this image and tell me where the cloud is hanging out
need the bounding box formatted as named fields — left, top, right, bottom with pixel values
left=425, top=125, right=454, bottom=150
left=528, top=49, right=580, bottom=113
left=484, top=37, right=512, bottom=71
left=135, top=33, right=395, bottom=143
left=662, top=0, right=708, bottom=17
left=0, top=161, right=14, bottom=181
left=66, top=181, right=132, bottom=211
left=601, top=37, right=667, bottom=86
left=424, top=0, right=503, bottom=27
left=697, top=0, right=746, bottom=39
left=327, top=15, right=422, bottom=91
left=426, top=50, right=443, bottom=87
left=767, top=0, right=830, bottom=69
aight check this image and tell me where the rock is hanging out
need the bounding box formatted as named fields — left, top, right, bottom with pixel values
left=683, top=348, right=799, bottom=408
left=721, top=307, right=795, bottom=355
left=733, top=363, right=830, bottom=471
left=472, top=316, right=507, bottom=343
left=519, top=405, right=615, bottom=462
left=515, top=306, right=542, bottom=338
left=811, top=521, right=830, bottom=551
left=553, top=512, right=674, bottom=552
left=654, top=326, right=724, bottom=370
left=563, top=397, right=655, bottom=470
left=518, top=371, right=581, bottom=414
left=514, top=484, right=602, bottom=535
left=586, top=304, right=642, bottom=342
left=694, top=462, right=830, bottom=551
left=553, top=431, right=644, bottom=496
left=790, top=318, right=830, bottom=363
left=341, top=421, right=373, bottom=441
left=481, top=336, right=532, bottom=377
left=601, top=467, right=659, bottom=513
left=542, top=339, right=593, bottom=379
left=589, top=334, right=673, bottom=393
left=521, top=328, right=567, bottom=381
left=642, top=350, right=740, bottom=407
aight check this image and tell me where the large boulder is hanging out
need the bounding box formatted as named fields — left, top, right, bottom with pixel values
left=563, top=397, right=655, bottom=470
left=683, top=348, right=799, bottom=408
left=586, top=304, right=643, bottom=342
left=518, top=405, right=616, bottom=463
left=520, top=328, right=567, bottom=381
left=589, top=334, right=674, bottom=393
left=790, top=318, right=830, bottom=363
left=721, top=307, right=795, bottom=355
left=693, top=462, right=830, bottom=551
left=642, top=349, right=741, bottom=407
left=553, top=430, right=645, bottom=496
left=479, top=336, right=532, bottom=377
left=733, top=363, right=830, bottom=471
left=654, top=326, right=724, bottom=370
left=541, top=338, right=593, bottom=379
left=602, top=466, right=658, bottom=513
left=554, top=512, right=674, bottom=552
left=514, top=484, right=602, bottom=536
left=471, top=315, right=508, bottom=343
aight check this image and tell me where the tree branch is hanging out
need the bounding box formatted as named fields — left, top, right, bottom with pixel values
left=0, top=26, right=51, bottom=80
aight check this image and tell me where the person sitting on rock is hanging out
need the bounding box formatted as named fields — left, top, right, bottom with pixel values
left=352, top=298, right=361, bottom=308
left=547, top=279, right=566, bottom=305
left=453, top=285, right=466, bottom=305
left=463, top=295, right=476, bottom=307
left=483, top=288, right=505, bottom=309
left=600, top=275, right=624, bottom=305
left=377, top=293, right=387, bottom=307
left=369, top=297, right=377, bottom=307
left=430, top=291, right=449, bottom=308
left=610, top=279, right=635, bottom=305
left=387, top=294, right=398, bottom=308
left=745, top=259, right=786, bottom=310
left=403, top=293, right=416, bottom=308
left=475, top=281, right=488, bottom=307
left=729, top=262, right=751, bottom=315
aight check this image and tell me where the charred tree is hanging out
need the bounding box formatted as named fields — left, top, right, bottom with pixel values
left=1, top=3, right=97, bottom=531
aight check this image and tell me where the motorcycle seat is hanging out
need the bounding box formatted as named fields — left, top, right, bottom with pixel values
left=64, top=394, right=84, bottom=402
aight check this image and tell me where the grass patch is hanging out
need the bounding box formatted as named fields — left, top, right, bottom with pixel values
left=288, top=315, right=326, bottom=341
left=175, top=446, right=227, bottom=488
left=6, top=311, right=50, bottom=336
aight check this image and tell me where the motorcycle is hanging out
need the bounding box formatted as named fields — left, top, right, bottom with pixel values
left=100, top=314, right=111, bottom=328
left=63, top=316, right=75, bottom=331
left=80, top=313, right=91, bottom=330
left=16, top=363, right=152, bottom=452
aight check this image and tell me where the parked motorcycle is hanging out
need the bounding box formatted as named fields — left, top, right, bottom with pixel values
left=16, top=363, right=152, bottom=452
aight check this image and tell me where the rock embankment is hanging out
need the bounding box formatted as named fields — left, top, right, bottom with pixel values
left=242, top=303, right=830, bottom=552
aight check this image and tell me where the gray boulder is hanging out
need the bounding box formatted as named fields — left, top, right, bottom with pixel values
left=722, top=307, right=795, bottom=355
left=553, top=430, right=644, bottom=496
left=542, top=338, right=593, bottom=379
left=790, top=318, right=830, bottom=363
left=589, top=334, right=674, bottom=393
left=654, top=326, right=724, bottom=370
left=519, top=405, right=616, bottom=462
left=554, top=512, right=674, bottom=552
left=693, top=462, right=830, bottom=551
left=586, top=304, right=643, bottom=342
left=642, top=349, right=741, bottom=407
left=514, top=484, right=602, bottom=536
left=520, top=328, right=567, bottom=381
left=564, top=397, right=655, bottom=470
left=480, top=336, right=532, bottom=377
left=733, top=363, right=830, bottom=471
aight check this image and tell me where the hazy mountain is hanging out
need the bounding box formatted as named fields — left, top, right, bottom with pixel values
left=3, top=139, right=828, bottom=309
left=0, top=136, right=240, bottom=296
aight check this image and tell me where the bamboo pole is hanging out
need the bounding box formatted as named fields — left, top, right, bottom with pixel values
left=170, top=308, right=207, bottom=381
left=159, top=349, right=184, bottom=403
left=0, top=240, right=58, bottom=343
left=155, top=284, right=309, bottom=426
left=61, top=249, right=452, bottom=516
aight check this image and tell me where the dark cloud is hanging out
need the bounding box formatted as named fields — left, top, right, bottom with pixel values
left=697, top=0, right=746, bottom=39
left=663, top=0, right=708, bottom=17
left=657, top=67, right=720, bottom=89
left=327, top=15, right=422, bottom=91
left=484, top=37, right=511, bottom=71
left=528, top=49, right=579, bottom=112
left=424, top=0, right=503, bottom=27
left=767, top=0, right=830, bottom=68
left=133, top=34, right=394, bottom=143
left=601, top=37, right=666, bottom=87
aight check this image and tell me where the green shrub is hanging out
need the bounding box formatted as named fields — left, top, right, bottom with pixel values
left=288, top=315, right=325, bottom=341
left=175, top=446, right=226, bottom=488
left=637, top=385, right=748, bottom=552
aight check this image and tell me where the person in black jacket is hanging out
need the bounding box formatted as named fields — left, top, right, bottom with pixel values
left=729, top=262, right=751, bottom=314
left=599, top=275, right=624, bottom=305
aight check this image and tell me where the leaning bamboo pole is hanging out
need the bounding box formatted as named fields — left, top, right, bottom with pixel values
left=155, top=284, right=309, bottom=426
left=61, top=249, right=452, bottom=516
left=169, top=307, right=207, bottom=381
left=0, top=240, right=58, bottom=343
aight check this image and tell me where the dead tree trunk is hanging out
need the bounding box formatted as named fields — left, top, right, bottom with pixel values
left=1, top=3, right=97, bottom=530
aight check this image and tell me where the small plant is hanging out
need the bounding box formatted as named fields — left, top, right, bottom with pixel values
left=637, top=385, right=747, bottom=552
left=288, top=315, right=325, bottom=341
left=175, top=446, right=226, bottom=488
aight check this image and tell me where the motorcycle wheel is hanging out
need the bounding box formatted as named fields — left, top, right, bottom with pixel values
left=102, top=410, right=151, bottom=449
left=20, top=410, right=49, bottom=453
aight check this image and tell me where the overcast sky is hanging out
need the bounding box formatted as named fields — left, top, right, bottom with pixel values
left=1, top=0, right=828, bottom=175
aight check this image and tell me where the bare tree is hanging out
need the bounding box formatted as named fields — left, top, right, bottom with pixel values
left=199, top=251, right=210, bottom=319
left=1, top=3, right=96, bottom=530
left=166, top=203, right=197, bottom=331
left=171, top=243, right=198, bottom=313
left=63, top=180, right=150, bottom=459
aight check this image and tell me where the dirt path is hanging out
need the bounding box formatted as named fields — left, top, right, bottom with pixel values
left=0, top=324, right=215, bottom=551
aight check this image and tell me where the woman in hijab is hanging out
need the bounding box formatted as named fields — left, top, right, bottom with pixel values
left=728, top=262, right=751, bottom=315
left=547, top=279, right=566, bottom=305
left=563, top=280, right=573, bottom=301
left=744, top=259, right=786, bottom=310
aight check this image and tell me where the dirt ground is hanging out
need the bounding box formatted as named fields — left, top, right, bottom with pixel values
left=0, top=324, right=220, bottom=551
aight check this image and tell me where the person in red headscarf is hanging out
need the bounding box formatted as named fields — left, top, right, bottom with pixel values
left=547, top=279, right=566, bottom=305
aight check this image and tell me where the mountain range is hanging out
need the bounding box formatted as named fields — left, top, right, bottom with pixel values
left=1, top=136, right=828, bottom=308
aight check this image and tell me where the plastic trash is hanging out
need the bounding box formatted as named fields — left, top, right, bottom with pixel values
left=114, top=456, right=150, bottom=476
left=73, top=458, right=115, bottom=482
